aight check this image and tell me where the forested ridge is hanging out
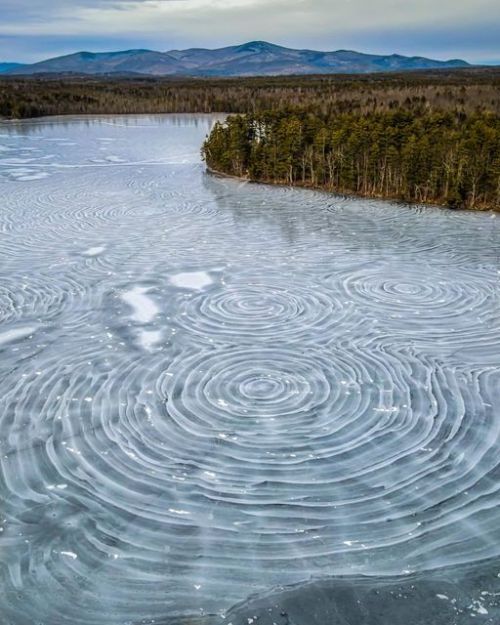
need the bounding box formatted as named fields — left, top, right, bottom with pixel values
left=1, top=69, right=499, bottom=119
left=203, top=110, right=500, bottom=210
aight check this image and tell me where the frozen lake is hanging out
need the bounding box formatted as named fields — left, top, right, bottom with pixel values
left=0, top=115, right=499, bottom=624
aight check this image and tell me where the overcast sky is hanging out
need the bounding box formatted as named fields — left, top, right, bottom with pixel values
left=1, top=0, right=499, bottom=64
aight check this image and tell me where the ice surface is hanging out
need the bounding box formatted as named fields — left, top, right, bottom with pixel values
left=0, top=114, right=498, bottom=625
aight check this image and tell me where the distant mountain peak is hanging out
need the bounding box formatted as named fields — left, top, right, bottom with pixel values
left=237, top=41, right=284, bottom=51
left=4, top=42, right=471, bottom=77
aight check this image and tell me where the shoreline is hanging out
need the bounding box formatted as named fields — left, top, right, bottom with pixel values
left=0, top=112, right=227, bottom=123
left=205, top=167, right=499, bottom=213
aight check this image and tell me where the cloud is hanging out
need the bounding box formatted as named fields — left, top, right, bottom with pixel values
left=0, top=0, right=498, bottom=63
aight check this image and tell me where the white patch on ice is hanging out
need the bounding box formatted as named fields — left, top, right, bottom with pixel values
left=83, top=246, right=106, bottom=257
left=0, top=326, right=37, bottom=346
left=138, top=329, right=162, bottom=351
left=469, top=600, right=488, bottom=615
left=169, top=271, right=213, bottom=290
left=121, top=286, right=159, bottom=323
left=60, top=551, right=78, bottom=559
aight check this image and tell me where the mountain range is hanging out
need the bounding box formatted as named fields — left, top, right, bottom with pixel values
left=1, top=42, right=470, bottom=77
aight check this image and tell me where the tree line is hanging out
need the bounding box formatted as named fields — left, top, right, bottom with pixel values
left=202, top=110, right=500, bottom=210
left=1, top=69, right=499, bottom=119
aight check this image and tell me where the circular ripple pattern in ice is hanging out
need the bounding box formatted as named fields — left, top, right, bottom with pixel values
left=0, top=116, right=499, bottom=625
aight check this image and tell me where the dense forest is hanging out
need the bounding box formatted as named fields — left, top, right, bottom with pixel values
left=0, top=69, right=499, bottom=119
left=203, top=110, right=500, bottom=210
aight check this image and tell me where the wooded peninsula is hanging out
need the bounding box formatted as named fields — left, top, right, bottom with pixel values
left=203, top=110, right=499, bottom=210
left=2, top=69, right=499, bottom=209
